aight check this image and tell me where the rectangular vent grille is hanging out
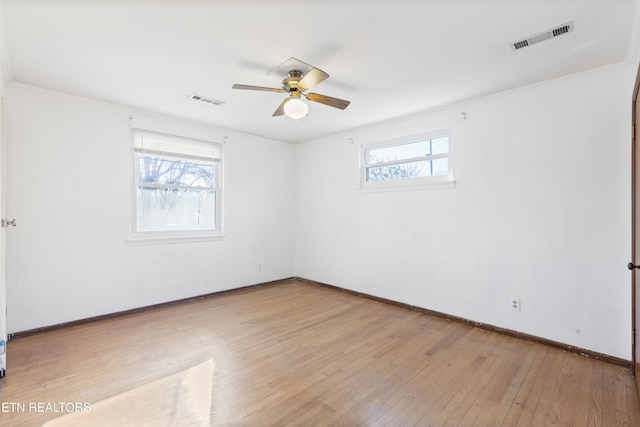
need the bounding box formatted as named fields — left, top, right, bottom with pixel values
left=553, top=25, right=571, bottom=37
left=512, top=21, right=574, bottom=51
left=190, top=94, right=225, bottom=106
left=513, top=40, right=529, bottom=50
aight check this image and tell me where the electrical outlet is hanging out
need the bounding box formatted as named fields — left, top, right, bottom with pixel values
left=257, top=264, right=263, bottom=272
left=510, top=297, right=521, bottom=312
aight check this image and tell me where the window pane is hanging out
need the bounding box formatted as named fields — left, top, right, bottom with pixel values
left=136, top=187, right=216, bottom=231
left=430, top=137, right=449, bottom=155
left=431, top=157, right=449, bottom=176
left=366, top=159, right=449, bottom=182
left=367, top=137, right=449, bottom=164
left=137, top=154, right=215, bottom=188
left=367, top=140, right=431, bottom=164
left=367, top=160, right=427, bottom=181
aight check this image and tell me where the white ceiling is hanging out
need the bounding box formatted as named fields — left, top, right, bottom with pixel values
left=1, top=0, right=638, bottom=143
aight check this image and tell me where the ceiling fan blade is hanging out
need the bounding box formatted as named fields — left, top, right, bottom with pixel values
left=298, top=68, right=329, bottom=91
left=305, top=93, right=350, bottom=110
left=232, top=84, right=284, bottom=92
left=272, top=98, right=290, bottom=116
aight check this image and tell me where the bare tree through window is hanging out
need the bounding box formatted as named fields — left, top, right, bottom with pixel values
left=136, top=154, right=216, bottom=231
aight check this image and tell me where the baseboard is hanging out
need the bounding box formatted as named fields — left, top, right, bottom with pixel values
left=7, top=277, right=295, bottom=341
left=297, top=277, right=633, bottom=370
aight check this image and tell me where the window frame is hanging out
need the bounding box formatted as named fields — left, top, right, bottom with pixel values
left=359, top=128, right=454, bottom=191
left=129, top=128, right=224, bottom=244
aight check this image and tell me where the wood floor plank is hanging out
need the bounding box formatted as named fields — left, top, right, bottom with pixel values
left=0, top=280, right=639, bottom=426
left=500, top=344, right=550, bottom=426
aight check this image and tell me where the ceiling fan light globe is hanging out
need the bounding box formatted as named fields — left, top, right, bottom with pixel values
left=284, top=98, right=308, bottom=119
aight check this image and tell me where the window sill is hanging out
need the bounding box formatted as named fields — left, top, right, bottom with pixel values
left=127, top=232, right=225, bottom=246
left=358, top=179, right=455, bottom=193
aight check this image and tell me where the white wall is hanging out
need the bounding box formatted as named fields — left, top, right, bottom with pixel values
left=5, top=82, right=295, bottom=333
left=295, top=62, right=636, bottom=359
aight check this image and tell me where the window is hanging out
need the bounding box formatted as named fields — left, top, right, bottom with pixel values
left=132, top=129, right=222, bottom=240
left=360, top=129, right=453, bottom=189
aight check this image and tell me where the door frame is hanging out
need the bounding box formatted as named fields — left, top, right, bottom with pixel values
left=0, top=97, right=5, bottom=378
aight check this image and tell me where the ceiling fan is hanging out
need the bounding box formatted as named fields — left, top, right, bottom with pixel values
left=232, top=66, right=350, bottom=119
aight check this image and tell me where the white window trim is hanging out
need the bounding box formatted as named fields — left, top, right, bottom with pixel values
left=358, top=128, right=455, bottom=192
left=127, top=128, right=224, bottom=244
left=126, top=231, right=225, bottom=246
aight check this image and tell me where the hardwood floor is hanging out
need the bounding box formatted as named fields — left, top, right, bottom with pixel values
left=1, top=279, right=639, bottom=426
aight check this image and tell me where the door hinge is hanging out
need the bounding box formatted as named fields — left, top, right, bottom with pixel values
left=634, top=123, right=637, bottom=141
left=1, top=219, right=16, bottom=228
left=633, top=328, right=636, bottom=345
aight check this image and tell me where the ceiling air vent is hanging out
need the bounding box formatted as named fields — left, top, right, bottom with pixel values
left=189, top=94, right=225, bottom=106
left=512, top=21, right=574, bottom=51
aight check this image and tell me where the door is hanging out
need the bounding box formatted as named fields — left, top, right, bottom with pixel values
left=632, top=67, right=640, bottom=392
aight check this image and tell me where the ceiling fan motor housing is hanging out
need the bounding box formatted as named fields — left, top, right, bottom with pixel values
left=283, top=70, right=303, bottom=91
